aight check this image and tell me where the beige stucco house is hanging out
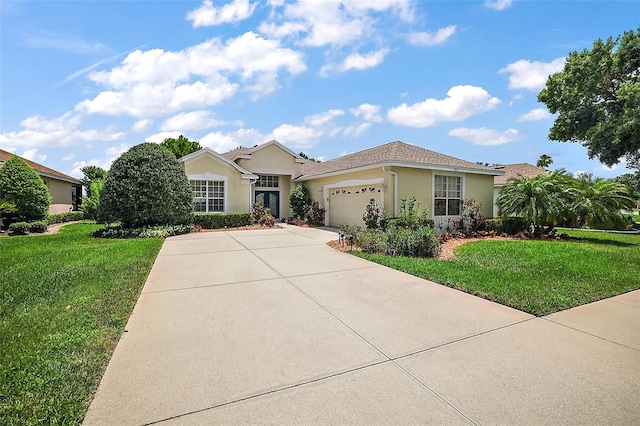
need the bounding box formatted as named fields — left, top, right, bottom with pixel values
left=492, top=163, right=548, bottom=217
left=181, top=140, right=504, bottom=228
left=0, top=149, right=82, bottom=214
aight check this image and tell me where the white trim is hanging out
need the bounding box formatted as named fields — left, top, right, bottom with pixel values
left=246, top=140, right=305, bottom=161
left=188, top=174, right=228, bottom=213
left=383, top=167, right=398, bottom=217
left=431, top=172, right=464, bottom=219
left=323, top=178, right=384, bottom=226
left=180, top=147, right=257, bottom=179
left=246, top=168, right=298, bottom=177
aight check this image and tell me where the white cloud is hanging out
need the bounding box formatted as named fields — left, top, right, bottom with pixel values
left=343, top=122, right=371, bottom=137
left=407, top=25, right=456, bottom=46
left=338, top=48, right=389, bottom=72
left=186, top=0, right=257, bottom=27
left=21, top=149, right=46, bottom=163
left=200, top=128, right=265, bottom=153
left=517, top=108, right=552, bottom=122
left=105, top=143, right=131, bottom=157
left=304, top=109, right=344, bottom=127
left=270, top=124, right=323, bottom=149
left=499, top=57, right=565, bottom=90
left=485, top=0, right=512, bottom=11
left=161, top=110, right=227, bottom=131
left=69, top=158, right=115, bottom=179
left=78, top=32, right=306, bottom=117
left=350, top=103, right=383, bottom=122
left=132, top=119, right=153, bottom=132
left=448, top=127, right=519, bottom=146
left=144, top=131, right=184, bottom=144
left=0, top=111, right=125, bottom=149
left=19, top=30, right=112, bottom=55
left=387, top=85, right=500, bottom=128
left=61, top=154, right=75, bottom=161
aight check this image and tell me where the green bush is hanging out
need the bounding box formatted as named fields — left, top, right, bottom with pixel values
left=28, top=220, right=48, bottom=233
left=386, top=225, right=441, bottom=258
left=0, top=156, right=50, bottom=222
left=362, top=198, right=382, bottom=229
left=289, top=184, right=311, bottom=219
left=92, top=224, right=192, bottom=238
left=193, top=212, right=251, bottom=229
left=358, top=229, right=388, bottom=253
left=98, top=143, right=193, bottom=227
left=501, top=217, right=529, bottom=235
left=480, top=218, right=503, bottom=232
left=82, top=179, right=103, bottom=220
left=8, top=222, right=29, bottom=235
left=48, top=211, right=85, bottom=225
left=251, top=203, right=276, bottom=227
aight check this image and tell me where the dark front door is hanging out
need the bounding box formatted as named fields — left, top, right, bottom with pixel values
left=255, top=191, right=279, bottom=218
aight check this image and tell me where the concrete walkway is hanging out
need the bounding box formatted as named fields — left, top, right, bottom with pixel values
left=83, top=226, right=640, bottom=425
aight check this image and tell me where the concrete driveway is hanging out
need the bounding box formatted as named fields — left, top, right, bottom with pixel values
left=83, top=226, right=640, bottom=425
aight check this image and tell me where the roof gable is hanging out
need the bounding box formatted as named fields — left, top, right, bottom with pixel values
left=297, top=141, right=503, bottom=179
left=493, top=163, right=548, bottom=185
left=0, top=148, right=81, bottom=184
left=180, top=147, right=257, bottom=178
left=223, top=140, right=306, bottom=163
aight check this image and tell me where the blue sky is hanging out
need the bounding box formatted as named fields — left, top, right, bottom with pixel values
left=1, top=0, right=638, bottom=179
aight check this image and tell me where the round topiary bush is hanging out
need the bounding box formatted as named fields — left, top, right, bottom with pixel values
left=0, top=155, right=50, bottom=222
left=98, top=143, right=193, bottom=227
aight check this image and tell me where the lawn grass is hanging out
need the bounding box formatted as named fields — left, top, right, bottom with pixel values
left=355, top=230, right=640, bottom=316
left=0, top=224, right=163, bottom=425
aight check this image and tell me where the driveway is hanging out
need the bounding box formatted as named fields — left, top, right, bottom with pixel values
left=84, top=226, right=640, bottom=425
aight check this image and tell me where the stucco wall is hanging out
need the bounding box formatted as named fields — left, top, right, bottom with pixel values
left=184, top=156, right=251, bottom=212
left=43, top=178, right=73, bottom=213
left=464, top=173, right=495, bottom=218
left=237, top=144, right=299, bottom=176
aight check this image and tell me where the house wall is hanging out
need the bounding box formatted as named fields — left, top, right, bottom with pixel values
left=493, top=187, right=502, bottom=218
left=237, top=144, right=298, bottom=176
left=184, top=156, right=251, bottom=212
left=393, top=167, right=433, bottom=216
left=465, top=173, right=495, bottom=219
left=42, top=178, right=73, bottom=214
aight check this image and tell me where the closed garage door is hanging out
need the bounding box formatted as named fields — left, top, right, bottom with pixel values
left=328, top=185, right=382, bottom=227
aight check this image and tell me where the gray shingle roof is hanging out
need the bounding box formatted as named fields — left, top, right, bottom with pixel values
left=493, top=163, right=547, bottom=185
left=222, top=147, right=252, bottom=161
left=0, top=148, right=81, bottom=184
left=297, top=141, right=500, bottom=178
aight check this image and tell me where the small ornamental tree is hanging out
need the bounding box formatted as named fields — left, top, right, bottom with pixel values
left=0, top=155, right=50, bottom=222
left=98, top=143, right=193, bottom=227
left=289, top=184, right=311, bottom=218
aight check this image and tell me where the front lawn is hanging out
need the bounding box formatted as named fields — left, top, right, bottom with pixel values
left=0, top=224, right=163, bottom=425
left=355, top=230, right=640, bottom=316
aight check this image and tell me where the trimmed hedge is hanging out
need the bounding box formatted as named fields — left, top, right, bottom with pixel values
left=48, top=211, right=84, bottom=225
left=480, top=217, right=529, bottom=235
left=8, top=220, right=48, bottom=235
left=193, top=212, right=251, bottom=229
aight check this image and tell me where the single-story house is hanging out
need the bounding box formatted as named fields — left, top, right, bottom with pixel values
left=492, top=163, right=548, bottom=217
left=0, top=149, right=83, bottom=214
left=180, top=140, right=505, bottom=228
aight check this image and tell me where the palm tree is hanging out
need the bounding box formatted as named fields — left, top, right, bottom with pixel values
left=497, top=171, right=570, bottom=236
left=567, top=173, right=634, bottom=228
left=536, top=154, right=553, bottom=168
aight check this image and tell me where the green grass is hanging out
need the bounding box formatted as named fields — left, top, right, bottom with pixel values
left=0, top=224, right=163, bottom=425
left=355, top=230, right=640, bottom=316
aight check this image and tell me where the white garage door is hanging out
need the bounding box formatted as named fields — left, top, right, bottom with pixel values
left=328, top=185, right=382, bottom=227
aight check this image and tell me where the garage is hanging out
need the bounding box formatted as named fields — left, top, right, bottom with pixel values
left=327, top=184, right=382, bottom=227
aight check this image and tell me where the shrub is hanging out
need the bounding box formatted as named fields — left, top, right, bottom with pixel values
left=98, top=143, right=193, bottom=228
left=251, top=203, right=276, bottom=227
left=289, top=184, right=311, bottom=219
left=362, top=198, right=382, bottom=229
left=48, top=211, right=84, bottom=225
left=384, top=196, right=433, bottom=230
left=28, top=220, right=48, bottom=233
left=82, top=179, right=104, bottom=220
left=385, top=225, right=441, bottom=258
left=455, top=199, right=485, bottom=236
left=501, top=217, right=529, bottom=235
left=303, top=201, right=326, bottom=225
left=8, top=221, right=29, bottom=235
left=92, top=224, right=192, bottom=239
left=0, top=155, right=50, bottom=222
left=193, top=212, right=251, bottom=229
left=480, top=218, right=502, bottom=232
left=358, top=229, right=388, bottom=253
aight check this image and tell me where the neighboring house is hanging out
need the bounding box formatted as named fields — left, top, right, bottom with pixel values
left=0, top=149, right=82, bottom=214
left=492, top=163, right=548, bottom=217
left=181, top=140, right=504, bottom=228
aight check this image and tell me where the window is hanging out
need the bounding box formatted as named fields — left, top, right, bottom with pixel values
left=191, top=180, right=224, bottom=212
left=434, top=175, right=461, bottom=216
left=255, top=175, right=279, bottom=188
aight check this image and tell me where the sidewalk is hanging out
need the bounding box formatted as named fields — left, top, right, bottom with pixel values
left=83, top=226, right=640, bottom=425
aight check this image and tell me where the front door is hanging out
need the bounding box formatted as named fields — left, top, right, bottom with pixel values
left=255, top=191, right=279, bottom=218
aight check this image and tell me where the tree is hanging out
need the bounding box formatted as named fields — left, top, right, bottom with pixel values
left=82, top=179, right=104, bottom=220
left=614, top=171, right=640, bottom=201
left=98, top=143, right=193, bottom=227
left=160, top=135, right=202, bottom=159
left=566, top=173, right=634, bottom=228
left=538, top=27, right=640, bottom=168
left=536, top=154, right=553, bottom=169
left=497, top=171, right=570, bottom=236
left=0, top=155, right=50, bottom=222
left=80, top=165, right=107, bottom=198
left=289, top=184, right=311, bottom=218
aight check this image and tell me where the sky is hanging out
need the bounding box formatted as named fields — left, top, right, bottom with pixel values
left=1, top=0, right=638, bottom=179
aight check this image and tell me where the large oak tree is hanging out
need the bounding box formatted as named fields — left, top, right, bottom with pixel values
left=538, top=27, right=640, bottom=168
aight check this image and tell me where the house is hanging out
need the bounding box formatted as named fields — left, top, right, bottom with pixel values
left=181, top=140, right=504, bottom=227
left=492, top=163, right=548, bottom=217
left=0, top=149, right=82, bottom=214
